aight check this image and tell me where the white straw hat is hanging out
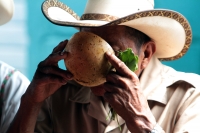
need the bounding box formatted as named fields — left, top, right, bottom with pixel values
left=0, top=0, right=14, bottom=25
left=42, top=0, right=192, bottom=61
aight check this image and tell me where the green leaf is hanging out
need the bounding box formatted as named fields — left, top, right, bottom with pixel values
left=118, top=48, right=138, bottom=72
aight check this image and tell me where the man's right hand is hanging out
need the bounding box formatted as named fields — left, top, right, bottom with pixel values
left=6, top=40, right=73, bottom=133
left=25, top=39, right=73, bottom=104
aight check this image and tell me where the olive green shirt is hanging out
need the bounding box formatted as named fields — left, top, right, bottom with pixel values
left=35, top=56, right=200, bottom=133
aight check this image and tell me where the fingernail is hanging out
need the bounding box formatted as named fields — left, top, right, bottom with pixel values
left=60, top=51, right=64, bottom=55
left=106, top=51, right=111, bottom=55
left=60, top=50, right=66, bottom=55
left=63, top=82, right=68, bottom=85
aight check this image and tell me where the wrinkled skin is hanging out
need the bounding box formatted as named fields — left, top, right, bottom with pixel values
left=6, top=40, right=74, bottom=133
left=103, top=52, right=156, bottom=132
left=26, top=40, right=73, bottom=103
left=83, top=26, right=157, bottom=132
left=7, top=26, right=157, bottom=133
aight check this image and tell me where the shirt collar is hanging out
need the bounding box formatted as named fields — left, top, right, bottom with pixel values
left=140, top=55, right=200, bottom=104
left=68, top=80, right=91, bottom=103
left=69, top=81, right=126, bottom=130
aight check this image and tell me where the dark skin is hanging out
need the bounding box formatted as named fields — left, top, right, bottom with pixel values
left=7, top=25, right=157, bottom=133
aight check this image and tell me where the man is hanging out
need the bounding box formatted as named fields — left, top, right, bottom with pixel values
left=7, top=0, right=200, bottom=133
left=0, top=0, right=30, bottom=133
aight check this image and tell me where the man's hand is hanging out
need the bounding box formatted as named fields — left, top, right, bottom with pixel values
left=6, top=40, right=73, bottom=133
left=103, top=52, right=156, bottom=133
left=25, top=40, right=73, bottom=103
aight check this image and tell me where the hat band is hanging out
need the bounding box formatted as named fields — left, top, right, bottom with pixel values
left=80, top=13, right=119, bottom=22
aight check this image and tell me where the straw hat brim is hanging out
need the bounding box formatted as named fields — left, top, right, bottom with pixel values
left=42, top=0, right=192, bottom=61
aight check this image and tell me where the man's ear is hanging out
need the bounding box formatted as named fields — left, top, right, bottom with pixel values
left=140, top=41, right=156, bottom=70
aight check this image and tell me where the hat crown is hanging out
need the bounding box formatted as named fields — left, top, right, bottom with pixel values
left=84, top=0, right=154, bottom=18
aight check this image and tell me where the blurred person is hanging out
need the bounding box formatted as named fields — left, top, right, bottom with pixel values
left=0, top=0, right=30, bottom=133
left=6, top=0, right=200, bottom=133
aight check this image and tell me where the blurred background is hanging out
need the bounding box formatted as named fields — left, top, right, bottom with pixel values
left=0, top=0, right=200, bottom=80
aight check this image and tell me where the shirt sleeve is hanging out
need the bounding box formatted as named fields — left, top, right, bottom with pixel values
left=173, top=87, right=200, bottom=132
left=0, top=62, right=30, bottom=133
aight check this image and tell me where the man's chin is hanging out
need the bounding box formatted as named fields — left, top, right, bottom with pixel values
left=90, top=84, right=105, bottom=96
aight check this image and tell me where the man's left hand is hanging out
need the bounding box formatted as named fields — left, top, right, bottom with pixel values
left=103, top=51, right=156, bottom=133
